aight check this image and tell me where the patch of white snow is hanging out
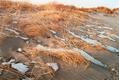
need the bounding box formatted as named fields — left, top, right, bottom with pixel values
left=46, top=63, right=59, bottom=71
left=73, top=48, right=107, bottom=67
left=105, top=46, right=119, bottom=53
left=50, top=30, right=57, bottom=34
left=17, top=48, right=23, bottom=52
left=80, top=36, right=101, bottom=45
left=67, top=30, right=102, bottom=46
left=111, top=34, right=119, bottom=39
left=11, top=63, right=29, bottom=74
left=2, top=59, right=15, bottom=65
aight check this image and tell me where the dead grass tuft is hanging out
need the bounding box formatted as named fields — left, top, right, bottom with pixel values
left=0, top=0, right=36, bottom=12
left=20, top=23, right=50, bottom=38
left=40, top=51, right=87, bottom=65
left=24, top=45, right=87, bottom=65
left=79, top=6, right=113, bottom=14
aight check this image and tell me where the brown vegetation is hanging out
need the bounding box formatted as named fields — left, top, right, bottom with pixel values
left=112, top=8, right=119, bottom=13
left=19, top=22, right=50, bottom=38
left=79, top=7, right=113, bottom=14
left=0, top=0, right=37, bottom=12
left=0, top=0, right=119, bottom=80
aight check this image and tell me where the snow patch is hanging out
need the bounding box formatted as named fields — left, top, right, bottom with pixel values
left=2, top=59, right=15, bottom=65
left=97, top=31, right=106, bottom=35
left=17, top=48, right=23, bottom=52
left=36, top=44, right=107, bottom=68
left=5, top=28, right=20, bottom=35
left=73, top=48, right=107, bottom=67
left=67, top=30, right=101, bottom=46
left=111, top=34, right=119, bottom=39
left=98, top=34, right=116, bottom=41
left=50, top=30, right=57, bottom=35
left=98, top=27, right=113, bottom=30
left=103, top=27, right=113, bottom=30
left=80, top=36, right=101, bottom=46
left=54, top=35, right=65, bottom=41
left=105, top=46, right=119, bottom=53
left=11, top=63, right=29, bottom=74
left=46, top=63, right=59, bottom=71
left=97, top=31, right=117, bottom=41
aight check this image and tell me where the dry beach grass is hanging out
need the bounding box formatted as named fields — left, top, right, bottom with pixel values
left=0, top=0, right=119, bottom=80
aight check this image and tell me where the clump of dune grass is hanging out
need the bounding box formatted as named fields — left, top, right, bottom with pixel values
left=25, top=45, right=88, bottom=66
left=23, top=46, right=87, bottom=69
left=0, top=0, right=37, bottom=12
